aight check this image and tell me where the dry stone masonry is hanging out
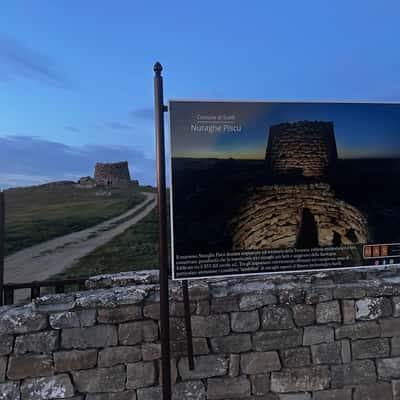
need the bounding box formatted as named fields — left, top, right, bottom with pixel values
left=265, top=121, right=338, bottom=178
left=93, top=161, right=131, bottom=187
left=231, top=184, right=368, bottom=249
left=2, top=268, right=400, bottom=399
left=231, top=120, right=368, bottom=250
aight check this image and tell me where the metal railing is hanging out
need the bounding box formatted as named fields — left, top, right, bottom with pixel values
left=2, top=277, right=88, bottom=305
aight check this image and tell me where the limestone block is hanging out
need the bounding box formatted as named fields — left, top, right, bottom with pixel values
left=279, top=394, right=310, bottom=400
left=261, top=306, right=294, bottom=330
left=178, top=355, right=228, bottom=380
left=0, top=356, right=6, bottom=382
left=392, top=336, right=400, bottom=356
left=20, top=374, right=74, bottom=399
left=311, top=342, right=342, bottom=364
left=305, top=287, right=333, bottom=304
left=98, top=346, right=141, bottom=367
left=141, top=343, right=161, bottom=361
left=331, top=360, right=376, bottom=388
left=291, top=304, right=315, bottom=327
left=86, top=392, right=137, bottom=400
left=312, top=389, right=352, bottom=400
left=240, top=351, right=281, bottom=374
left=250, top=374, right=270, bottom=395
left=49, top=311, right=80, bottom=329
left=54, top=349, right=97, bottom=372
left=118, top=321, right=158, bottom=345
left=97, top=305, right=142, bottom=323
left=210, top=334, right=251, bottom=353
left=172, top=381, right=205, bottom=400
left=352, top=338, right=390, bottom=359
left=316, top=301, right=341, bottom=323
left=7, top=354, right=54, bottom=379
left=271, top=366, right=330, bottom=392
left=228, top=354, right=240, bottom=377
left=355, top=297, right=392, bottom=320
left=377, top=357, right=400, bottom=379
left=341, top=300, right=355, bottom=324
left=380, top=318, right=400, bottom=337
left=0, top=335, right=13, bottom=356
left=191, top=315, right=230, bottom=337
left=238, top=292, right=277, bottom=311
left=0, top=306, right=47, bottom=334
left=211, top=297, right=239, bottom=313
left=71, top=365, right=126, bottom=393
left=303, top=326, right=333, bottom=345
left=253, top=329, right=303, bottom=351
left=0, top=381, right=20, bottom=400
left=207, top=376, right=251, bottom=399
left=126, top=361, right=156, bottom=389
left=280, top=347, right=311, bottom=368
left=335, top=321, right=380, bottom=340
left=14, top=331, right=59, bottom=354
left=231, top=311, right=260, bottom=332
left=62, top=325, right=117, bottom=349
left=353, top=383, right=393, bottom=400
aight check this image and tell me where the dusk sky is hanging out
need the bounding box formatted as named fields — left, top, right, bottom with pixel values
left=170, top=101, right=400, bottom=159
left=1, top=1, right=400, bottom=187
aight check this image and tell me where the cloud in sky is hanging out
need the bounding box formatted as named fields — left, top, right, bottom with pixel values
left=0, top=35, right=70, bottom=88
left=65, top=126, right=81, bottom=133
left=0, top=135, right=156, bottom=189
left=105, top=122, right=133, bottom=131
left=131, top=107, right=153, bottom=121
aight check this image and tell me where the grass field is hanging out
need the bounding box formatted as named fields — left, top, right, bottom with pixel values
left=4, top=183, right=148, bottom=255
left=58, top=207, right=163, bottom=278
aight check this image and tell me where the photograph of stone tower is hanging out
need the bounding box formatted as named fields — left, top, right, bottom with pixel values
left=231, top=121, right=368, bottom=250
left=169, top=100, right=400, bottom=276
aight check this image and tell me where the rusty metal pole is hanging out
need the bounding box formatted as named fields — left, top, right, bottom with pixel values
left=0, top=191, right=4, bottom=306
left=154, top=62, right=171, bottom=400
left=182, top=281, right=195, bottom=369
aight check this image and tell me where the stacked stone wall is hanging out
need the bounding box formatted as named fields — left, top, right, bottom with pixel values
left=93, top=162, right=131, bottom=186
left=2, top=269, right=400, bottom=399
left=266, top=121, right=338, bottom=178
left=231, top=183, right=368, bottom=250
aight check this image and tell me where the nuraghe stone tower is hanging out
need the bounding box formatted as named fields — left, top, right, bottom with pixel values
left=266, top=121, right=338, bottom=178
left=231, top=121, right=368, bottom=249
left=94, top=161, right=131, bottom=187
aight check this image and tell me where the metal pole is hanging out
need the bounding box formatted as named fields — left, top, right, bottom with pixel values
left=0, top=191, right=4, bottom=306
left=182, top=281, right=195, bottom=369
left=154, top=61, right=171, bottom=400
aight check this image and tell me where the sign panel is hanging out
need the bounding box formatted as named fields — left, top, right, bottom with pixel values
left=169, top=100, right=400, bottom=279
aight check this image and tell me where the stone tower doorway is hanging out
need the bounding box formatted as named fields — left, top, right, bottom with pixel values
left=296, top=207, right=319, bottom=248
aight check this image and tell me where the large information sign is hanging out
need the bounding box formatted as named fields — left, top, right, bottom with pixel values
left=169, top=100, right=400, bottom=279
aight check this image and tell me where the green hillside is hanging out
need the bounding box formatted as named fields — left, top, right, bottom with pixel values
left=4, top=182, right=148, bottom=255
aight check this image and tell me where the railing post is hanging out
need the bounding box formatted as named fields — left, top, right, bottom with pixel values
left=31, top=286, right=40, bottom=300
left=0, top=191, right=4, bottom=306
left=55, top=284, right=65, bottom=294
left=4, top=287, right=13, bottom=305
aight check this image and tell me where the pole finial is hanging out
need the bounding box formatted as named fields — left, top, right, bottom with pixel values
left=154, top=62, right=163, bottom=76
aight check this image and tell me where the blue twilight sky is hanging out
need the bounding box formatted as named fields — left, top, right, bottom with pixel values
left=1, top=1, right=400, bottom=187
left=170, top=101, right=400, bottom=159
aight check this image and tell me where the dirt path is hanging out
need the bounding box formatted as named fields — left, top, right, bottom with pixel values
left=4, top=192, right=157, bottom=284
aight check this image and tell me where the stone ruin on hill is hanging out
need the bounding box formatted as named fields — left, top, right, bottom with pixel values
left=94, top=161, right=131, bottom=187
left=78, top=161, right=137, bottom=188
left=231, top=120, right=368, bottom=249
